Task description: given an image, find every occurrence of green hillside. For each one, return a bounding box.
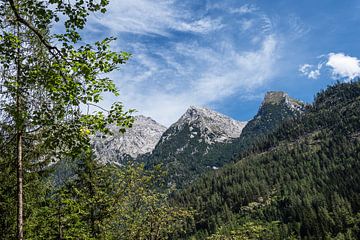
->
[172,81,360,239]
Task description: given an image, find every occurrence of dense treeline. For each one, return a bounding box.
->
[172,80,360,239]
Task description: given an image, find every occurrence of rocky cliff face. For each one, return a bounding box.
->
[92,115,166,164]
[262,91,305,112]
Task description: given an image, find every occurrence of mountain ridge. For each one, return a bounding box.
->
[144,92,303,187]
[91,91,304,187]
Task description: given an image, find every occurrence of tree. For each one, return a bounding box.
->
[206,220,285,240]
[0,0,133,238]
[105,164,193,240]
[23,153,193,239]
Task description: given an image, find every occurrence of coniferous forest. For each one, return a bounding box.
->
[171,81,360,239]
[1,1,360,240]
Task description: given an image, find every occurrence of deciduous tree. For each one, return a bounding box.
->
[0,1,133,238]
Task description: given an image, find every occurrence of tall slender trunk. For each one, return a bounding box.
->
[17,130,24,240]
[16,9,24,239]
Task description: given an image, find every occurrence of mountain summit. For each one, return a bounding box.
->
[263,91,288,104]
[166,106,247,144]
[92,115,166,164]
[262,91,305,112]
[240,91,305,143]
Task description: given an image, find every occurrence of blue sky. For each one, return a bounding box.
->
[83,0,360,126]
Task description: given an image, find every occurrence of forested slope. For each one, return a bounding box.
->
[172,81,360,239]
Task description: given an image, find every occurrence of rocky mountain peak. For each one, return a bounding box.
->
[167,106,247,144]
[263,91,288,104]
[180,106,221,122]
[262,91,305,112]
[147,106,249,186]
[240,91,306,143]
[92,115,166,164]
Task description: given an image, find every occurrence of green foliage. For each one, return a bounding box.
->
[0,0,134,163]
[0,155,17,239]
[106,164,193,240]
[20,151,193,239]
[206,220,290,240]
[0,1,195,239]
[0,0,133,238]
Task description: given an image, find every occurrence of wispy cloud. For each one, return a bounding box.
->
[112,35,278,126]
[260,15,275,35]
[177,17,224,33]
[229,4,258,15]
[193,36,278,101]
[90,0,173,36]
[207,3,257,15]
[89,0,222,36]
[87,1,285,126]
[288,15,311,40]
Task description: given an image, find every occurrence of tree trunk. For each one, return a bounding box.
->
[16,9,24,239]
[17,132,24,240]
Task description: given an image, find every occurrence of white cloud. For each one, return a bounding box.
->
[326,53,360,79]
[207,3,257,15]
[90,0,173,36]
[229,4,257,14]
[240,19,254,31]
[260,15,274,34]
[288,15,310,40]
[301,53,360,80]
[89,0,222,36]
[177,17,223,33]
[193,36,277,101]
[299,64,321,79]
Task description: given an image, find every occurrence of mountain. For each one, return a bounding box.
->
[145,106,247,186]
[175,91,306,182]
[225,91,306,163]
[91,91,304,187]
[239,91,305,145]
[172,81,360,239]
[158,106,247,145]
[92,115,166,164]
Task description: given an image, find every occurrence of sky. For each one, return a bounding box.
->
[81,0,360,126]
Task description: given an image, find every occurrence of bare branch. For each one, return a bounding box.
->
[8,0,62,59]
[87,103,109,113]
